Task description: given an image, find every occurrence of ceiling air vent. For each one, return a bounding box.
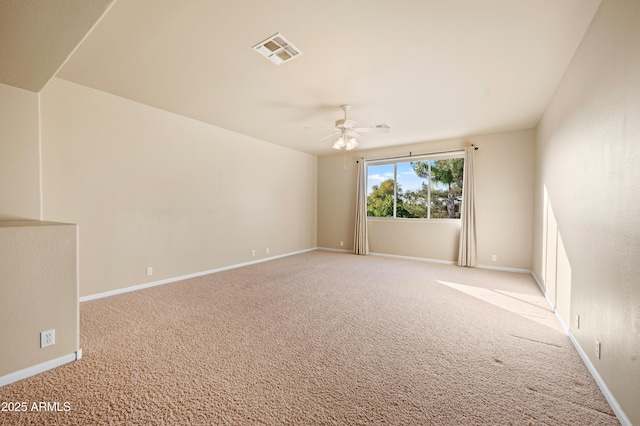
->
[253,33,302,65]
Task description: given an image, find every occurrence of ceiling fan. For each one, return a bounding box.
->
[307,105,391,150]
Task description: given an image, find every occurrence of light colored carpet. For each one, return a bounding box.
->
[0,251,618,425]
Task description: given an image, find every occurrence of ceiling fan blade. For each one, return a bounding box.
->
[317,131,340,142]
[353,124,391,133]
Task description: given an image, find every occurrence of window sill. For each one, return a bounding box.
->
[367,217,461,224]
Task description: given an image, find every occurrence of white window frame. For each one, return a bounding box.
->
[366,151,464,221]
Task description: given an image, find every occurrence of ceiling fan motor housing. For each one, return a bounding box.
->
[335,118,356,129]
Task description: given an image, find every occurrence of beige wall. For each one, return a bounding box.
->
[532,0,640,423]
[0,83,41,220]
[0,221,78,377]
[318,128,535,270]
[41,78,317,297]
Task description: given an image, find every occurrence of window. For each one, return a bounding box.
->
[366,154,464,219]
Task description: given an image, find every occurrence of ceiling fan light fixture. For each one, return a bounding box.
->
[332,136,346,150]
[345,137,359,150]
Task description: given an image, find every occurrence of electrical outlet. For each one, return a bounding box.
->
[266,247,270,254]
[41,329,55,348]
[146,267,153,276]
[491,255,497,261]
[576,313,580,329]
[595,340,601,359]
[340,241,344,247]
[251,250,256,257]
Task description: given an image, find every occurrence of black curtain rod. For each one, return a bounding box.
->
[357,145,478,163]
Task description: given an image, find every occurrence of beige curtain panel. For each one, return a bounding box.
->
[458,147,477,267]
[353,160,369,255]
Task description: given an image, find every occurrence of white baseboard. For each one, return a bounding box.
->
[565,325,631,425]
[370,252,457,265]
[0,350,82,388]
[530,272,631,426]
[80,248,316,302]
[322,250,530,273]
[477,264,531,274]
[316,247,351,254]
[529,272,557,312]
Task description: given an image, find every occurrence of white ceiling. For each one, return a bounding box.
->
[3,0,602,155]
